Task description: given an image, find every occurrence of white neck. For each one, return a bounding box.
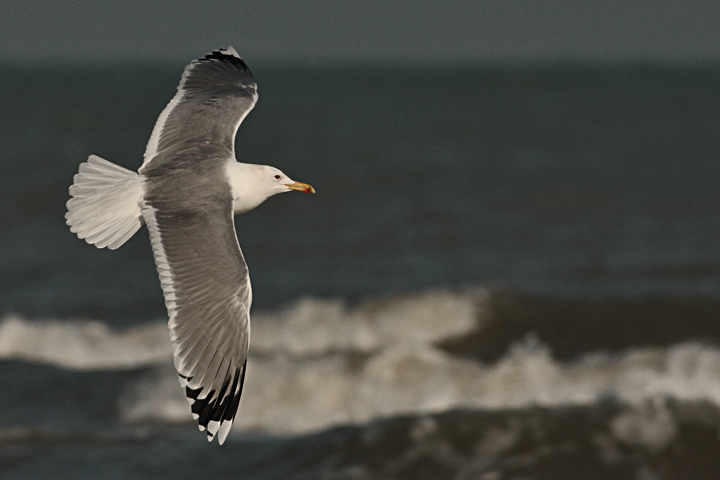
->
[225,161,274,215]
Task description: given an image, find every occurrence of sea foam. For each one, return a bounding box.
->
[120,336,720,435]
[0,315,170,369]
[5,288,720,437]
[0,288,478,369]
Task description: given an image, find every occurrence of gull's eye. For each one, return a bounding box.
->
[274,175,281,180]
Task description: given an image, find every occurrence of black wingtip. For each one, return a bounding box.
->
[177,47,256,95]
[187,360,248,443]
[200,47,253,77]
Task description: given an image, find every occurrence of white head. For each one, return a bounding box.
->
[227,162,315,215]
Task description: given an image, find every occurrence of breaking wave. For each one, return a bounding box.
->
[3,287,720,437]
[0,315,170,369]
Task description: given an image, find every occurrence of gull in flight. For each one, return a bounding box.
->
[65,47,315,444]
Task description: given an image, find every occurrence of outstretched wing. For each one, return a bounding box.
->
[139,47,257,444]
[140,47,257,174]
[143,179,251,444]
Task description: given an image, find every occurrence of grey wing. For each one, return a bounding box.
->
[140,47,258,174]
[143,195,251,444]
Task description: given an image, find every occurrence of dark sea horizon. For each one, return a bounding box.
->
[2,61,720,479]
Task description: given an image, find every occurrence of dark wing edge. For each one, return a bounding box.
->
[182,359,247,443]
[178,47,256,95]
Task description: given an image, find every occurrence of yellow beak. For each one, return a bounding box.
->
[286,182,315,194]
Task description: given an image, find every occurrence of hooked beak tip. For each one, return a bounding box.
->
[286,182,315,194]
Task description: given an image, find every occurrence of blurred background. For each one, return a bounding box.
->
[2,1,720,478]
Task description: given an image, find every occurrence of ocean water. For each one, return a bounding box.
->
[2,62,720,479]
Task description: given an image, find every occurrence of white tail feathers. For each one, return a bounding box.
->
[66,155,145,250]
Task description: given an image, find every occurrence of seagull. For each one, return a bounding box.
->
[65,47,315,444]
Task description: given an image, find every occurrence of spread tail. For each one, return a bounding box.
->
[66,155,144,249]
